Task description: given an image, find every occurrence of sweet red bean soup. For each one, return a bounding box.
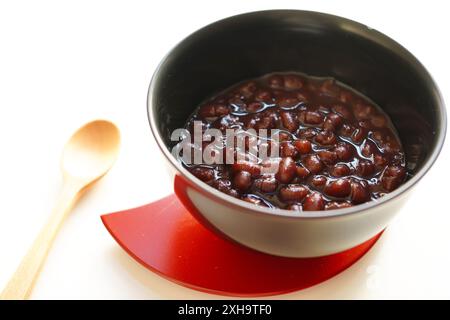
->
[180,73,407,211]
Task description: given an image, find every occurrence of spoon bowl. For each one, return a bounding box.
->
[62,120,121,184]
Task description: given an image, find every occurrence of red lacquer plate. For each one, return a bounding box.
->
[101,193,382,297]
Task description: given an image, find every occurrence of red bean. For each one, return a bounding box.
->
[278,97,300,108]
[323,113,343,131]
[358,120,373,129]
[280,110,299,132]
[213,104,232,117]
[190,167,214,182]
[310,175,327,189]
[384,141,401,153]
[198,103,230,119]
[361,140,377,157]
[283,74,304,89]
[294,139,312,154]
[325,178,351,198]
[339,90,354,103]
[339,123,354,137]
[233,171,252,192]
[352,127,366,144]
[255,116,276,130]
[303,192,325,211]
[382,165,406,191]
[211,114,239,131]
[298,128,317,139]
[303,154,323,174]
[304,111,324,125]
[320,79,340,97]
[242,114,257,129]
[296,165,310,179]
[276,157,297,183]
[280,141,298,158]
[278,131,291,142]
[315,130,337,145]
[374,154,388,169]
[354,103,374,120]
[254,176,278,193]
[231,161,261,177]
[334,142,354,161]
[350,181,370,204]
[279,184,310,202]
[265,108,279,119]
[255,89,273,102]
[228,96,244,106]
[371,130,385,143]
[226,188,239,198]
[247,102,262,113]
[268,75,284,88]
[357,160,375,177]
[318,150,337,165]
[296,91,310,103]
[330,164,351,177]
[261,157,281,174]
[212,179,232,193]
[237,81,257,98]
[332,104,353,119]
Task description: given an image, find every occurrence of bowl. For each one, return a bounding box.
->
[147,10,446,257]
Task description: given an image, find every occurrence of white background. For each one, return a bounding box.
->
[0,0,449,299]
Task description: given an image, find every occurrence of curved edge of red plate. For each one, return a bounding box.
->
[101,194,383,297]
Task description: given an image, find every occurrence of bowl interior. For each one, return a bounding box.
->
[149,10,445,184]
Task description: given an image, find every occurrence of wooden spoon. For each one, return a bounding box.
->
[0,120,120,300]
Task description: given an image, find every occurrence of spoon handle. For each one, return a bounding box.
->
[0,181,80,300]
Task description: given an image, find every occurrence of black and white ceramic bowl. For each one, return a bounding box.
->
[147,10,446,257]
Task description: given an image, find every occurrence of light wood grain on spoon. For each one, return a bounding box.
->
[0,120,120,300]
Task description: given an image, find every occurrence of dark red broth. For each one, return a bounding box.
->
[182,73,407,211]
